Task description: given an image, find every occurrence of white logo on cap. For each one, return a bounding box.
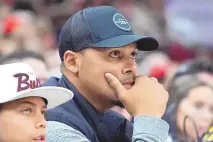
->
[113,13,131,31]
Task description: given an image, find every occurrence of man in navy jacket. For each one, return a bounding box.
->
[44,6,169,142]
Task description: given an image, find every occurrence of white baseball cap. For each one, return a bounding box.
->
[0,63,74,109]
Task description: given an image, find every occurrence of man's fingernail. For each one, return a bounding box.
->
[105,73,110,77]
[105,73,111,81]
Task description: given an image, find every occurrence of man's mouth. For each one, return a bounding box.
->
[34,135,45,142]
[122,81,134,89]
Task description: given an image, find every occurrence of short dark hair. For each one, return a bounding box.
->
[0,50,47,67]
[167,74,213,123]
[169,74,212,105]
[13,0,36,13]
[173,57,213,80]
[192,56,213,73]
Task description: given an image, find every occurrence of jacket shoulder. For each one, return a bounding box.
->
[46,100,96,141]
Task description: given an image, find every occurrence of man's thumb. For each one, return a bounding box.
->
[105,73,126,97]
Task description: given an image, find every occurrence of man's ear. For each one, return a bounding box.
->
[63,51,81,74]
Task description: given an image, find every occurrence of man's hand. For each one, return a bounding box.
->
[105,73,169,118]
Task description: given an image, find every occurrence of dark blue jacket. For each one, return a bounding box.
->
[42,75,133,142]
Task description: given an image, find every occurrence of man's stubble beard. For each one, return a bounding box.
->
[110,99,124,108]
[115,101,124,108]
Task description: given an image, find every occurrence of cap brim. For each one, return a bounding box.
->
[2,87,73,109]
[90,35,159,51]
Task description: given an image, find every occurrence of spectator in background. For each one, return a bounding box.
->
[192,57,213,87]
[172,57,213,79]
[166,17,198,62]
[165,75,213,142]
[137,51,171,84]
[0,63,73,142]
[1,6,58,59]
[131,1,167,47]
[164,56,213,90]
[0,50,49,83]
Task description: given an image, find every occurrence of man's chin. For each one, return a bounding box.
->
[123,84,133,90]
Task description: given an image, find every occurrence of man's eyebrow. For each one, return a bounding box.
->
[42,105,47,109]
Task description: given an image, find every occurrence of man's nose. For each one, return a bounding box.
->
[122,59,137,75]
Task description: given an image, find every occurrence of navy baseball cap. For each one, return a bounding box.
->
[59,6,159,61]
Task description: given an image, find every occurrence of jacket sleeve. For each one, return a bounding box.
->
[46,116,169,142]
[132,116,169,142]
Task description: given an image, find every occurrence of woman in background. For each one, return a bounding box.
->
[165,75,213,142]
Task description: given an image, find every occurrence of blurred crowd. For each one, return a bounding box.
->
[0,0,213,141]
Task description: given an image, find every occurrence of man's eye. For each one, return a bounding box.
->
[130,51,137,59]
[41,110,47,116]
[22,108,32,114]
[109,51,120,58]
